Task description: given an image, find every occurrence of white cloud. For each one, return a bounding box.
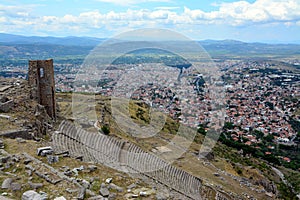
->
[1,0,300,36]
[0,17,6,23]
[149,10,169,19]
[0,4,40,18]
[211,0,300,24]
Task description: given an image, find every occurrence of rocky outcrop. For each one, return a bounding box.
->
[0,78,54,138]
[255,179,278,195]
[32,104,52,137]
[0,98,14,113]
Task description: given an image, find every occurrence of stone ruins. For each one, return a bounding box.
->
[28,59,56,119]
[52,120,203,200]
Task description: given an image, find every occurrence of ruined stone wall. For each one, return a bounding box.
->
[28,59,56,119]
[0,129,32,139]
[52,120,203,200]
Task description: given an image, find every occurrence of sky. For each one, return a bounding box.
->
[0,0,300,43]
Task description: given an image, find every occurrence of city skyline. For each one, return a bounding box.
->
[0,0,300,43]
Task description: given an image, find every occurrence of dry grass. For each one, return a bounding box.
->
[0,117,18,132]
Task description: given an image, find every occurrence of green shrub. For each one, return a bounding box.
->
[101,125,110,135]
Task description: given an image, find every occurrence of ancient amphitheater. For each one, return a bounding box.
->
[52,120,229,200]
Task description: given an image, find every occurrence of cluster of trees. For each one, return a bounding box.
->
[218,133,281,165]
[216,122,300,170]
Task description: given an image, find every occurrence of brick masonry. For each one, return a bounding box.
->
[28,59,56,119]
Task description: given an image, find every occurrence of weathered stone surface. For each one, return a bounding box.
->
[0,100,14,113]
[82,179,90,189]
[28,59,56,119]
[99,184,110,197]
[65,188,77,193]
[214,173,220,177]
[0,194,13,200]
[0,86,12,93]
[105,178,112,184]
[21,190,43,200]
[0,139,4,149]
[156,192,169,200]
[23,159,32,165]
[89,177,99,184]
[25,164,35,171]
[4,162,13,169]
[54,197,66,200]
[77,187,86,200]
[109,183,123,193]
[34,170,61,185]
[0,130,31,140]
[47,155,58,164]
[87,195,105,200]
[33,104,52,136]
[108,193,117,200]
[124,193,139,199]
[10,182,21,191]
[87,165,97,172]
[63,170,72,176]
[127,183,136,189]
[16,137,26,143]
[54,120,203,200]
[28,182,43,189]
[255,179,278,194]
[0,114,11,120]
[38,191,48,200]
[0,156,10,164]
[11,155,20,162]
[1,178,13,189]
[132,187,156,197]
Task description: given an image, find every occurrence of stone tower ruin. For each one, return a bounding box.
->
[28,59,56,119]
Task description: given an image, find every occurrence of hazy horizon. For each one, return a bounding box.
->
[1,0,300,44]
[1,32,300,45]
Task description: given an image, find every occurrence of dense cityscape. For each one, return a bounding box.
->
[2,57,300,169]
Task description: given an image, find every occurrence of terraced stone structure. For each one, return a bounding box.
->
[28,59,56,119]
[52,120,203,199]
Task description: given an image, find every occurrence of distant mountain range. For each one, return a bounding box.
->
[0,33,105,46]
[2,33,300,46]
[0,33,300,65]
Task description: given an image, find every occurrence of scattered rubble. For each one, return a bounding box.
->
[0,98,14,113]
[54,196,66,200]
[105,177,113,184]
[99,183,110,197]
[28,182,44,190]
[77,187,86,200]
[1,178,13,189]
[21,190,47,200]
[109,183,124,193]
[87,165,97,172]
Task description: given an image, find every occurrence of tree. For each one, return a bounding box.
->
[101,125,110,135]
[197,124,207,136]
[263,134,274,143]
[253,130,264,139]
[223,122,234,130]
